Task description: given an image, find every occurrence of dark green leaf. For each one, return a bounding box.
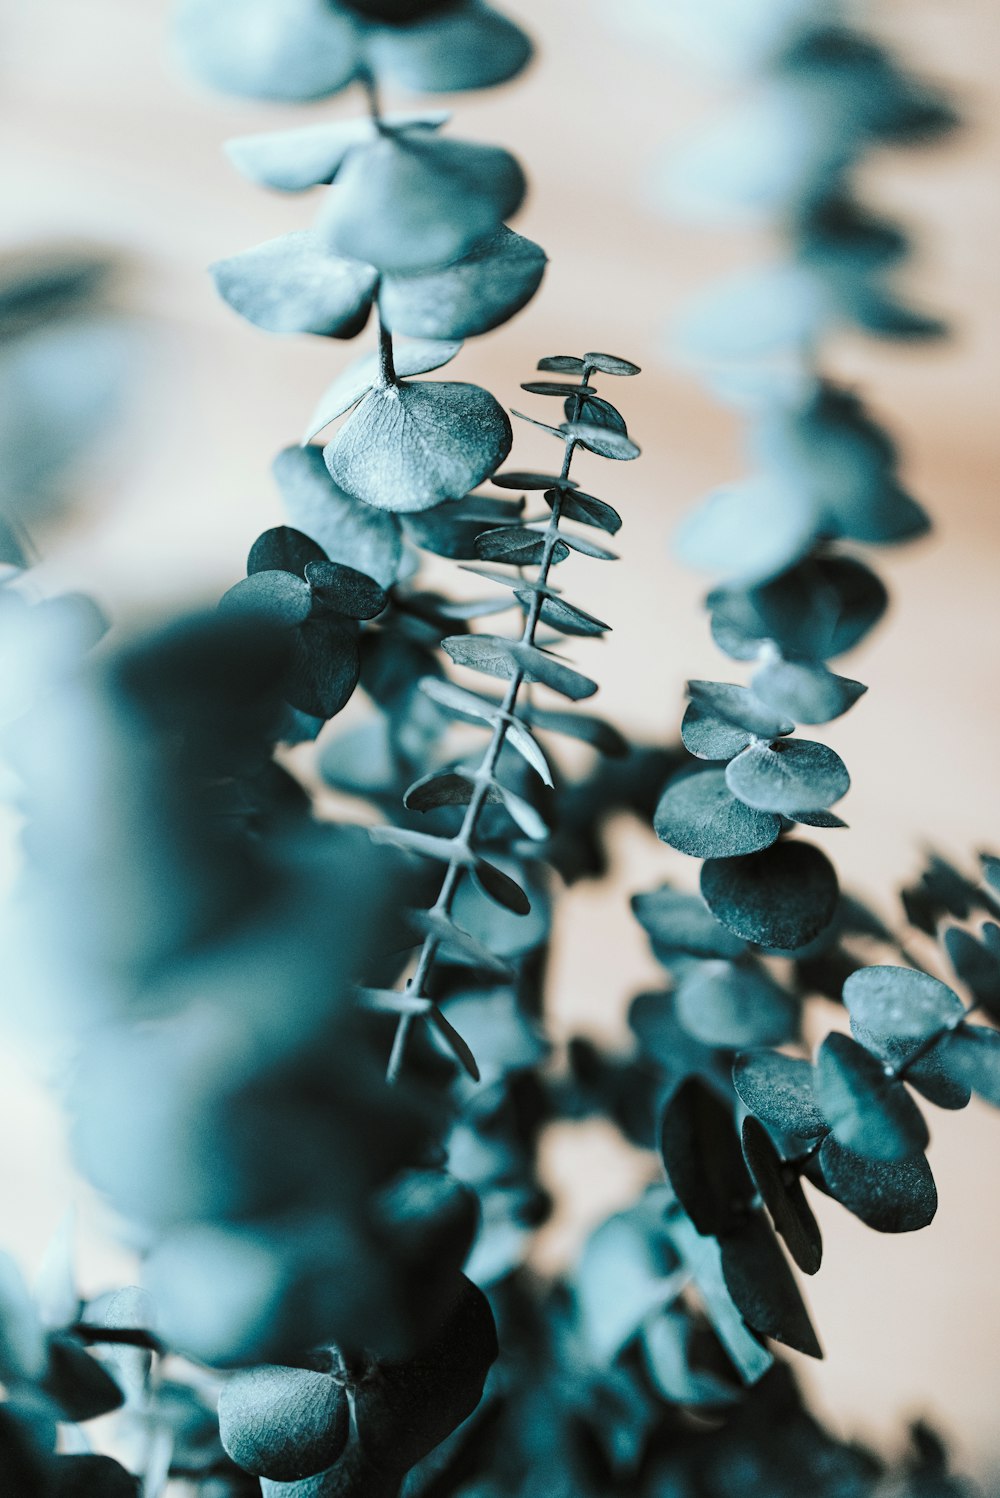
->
[584,351,641,376]
[655,768,781,859]
[473,857,531,915]
[659,1078,753,1237]
[218,1363,349,1481]
[325,381,512,513]
[526,593,610,638]
[676,961,798,1048]
[319,132,525,276]
[43,1337,123,1422]
[304,560,387,619]
[545,486,622,535]
[248,526,326,578]
[537,355,586,374]
[720,1215,822,1359]
[817,1136,937,1233]
[725,739,850,815]
[733,1051,827,1139]
[565,394,627,432]
[210,232,377,336]
[287,617,360,718]
[561,421,640,461]
[701,842,839,950]
[475,527,569,566]
[429,1008,480,1081]
[442,635,598,701]
[380,226,545,340]
[50,1454,139,1497]
[944,927,1000,1019]
[219,570,313,628]
[491,470,578,491]
[521,380,594,398]
[843,964,964,1040]
[742,1118,822,1274]
[814,1032,929,1161]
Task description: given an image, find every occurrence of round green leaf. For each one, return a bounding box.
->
[305,337,463,440]
[814,1032,929,1161]
[287,618,361,719]
[817,1136,937,1233]
[701,841,839,950]
[210,233,377,337]
[725,739,850,815]
[219,1363,349,1481]
[224,112,448,193]
[219,571,313,628]
[273,447,402,589]
[174,0,360,102]
[751,659,867,725]
[674,475,819,587]
[732,1051,827,1139]
[655,768,781,859]
[318,132,525,276]
[249,526,327,578]
[380,227,546,340]
[676,960,798,1048]
[741,1117,822,1275]
[365,1,532,92]
[686,680,794,741]
[324,381,512,514]
[304,561,386,620]
[719,1214,822,1359]
[843,965,964,1041]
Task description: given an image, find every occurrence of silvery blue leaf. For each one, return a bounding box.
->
[173,0,361,102]
[686,680,794,740]
[304,337,462,439]
[225,112,449,193]
[732,1051,827,1139]
[843,965,964,1041]
[273,446,402,588]
[701,841,839,949]
[324,381,511,513]
[750,659,867,724]
[317,132,525,275]
[676,959,798,1047]
[666,1214,774,1385]
[814,1032,929,1161]
[632,886,747,961]
[654,767,781,859]
[562,421,640,461]
[380,227,546,340]
[938,1027,1000,1107]
[817,1137,937,1233]
[365,1,532,92]
[725,739,849,815]
[219,570,313,628]
[576,1211,687,1361]
[674,475,819,587]
[442,635,598,701]
[218,1363,349,1481]
[305,561,387,620]
[210,232,377,337]
[288,617,361,718]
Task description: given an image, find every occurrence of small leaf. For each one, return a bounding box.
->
[674,475,819,587]
[473,858,531,915]
[381,226,546,340]
[843,965,965,1041]
[561,421,640,460]
[944,927,1000,1020]
[701,841,839,950]
[655,768,782,860]
[741,1118,822,1275]
[720,1215,822,1359]
[369,825,467,866]
[224,113,448,193]
[210,232,377,337]
[751,659,867,725]
[408,911,512,976]
[681,703,757,762]
[521,381,595,398]
[287,617,360,718]
[940,1026,1000,1106]
[365,1,532,92]
[676,961,798,1048]
[666,1215,773,1385]
[545,486,622,534]
[475,528,569,566]
[814,1032,929,1161]
[537,355,586,374]
[633,886,747,961]
[725,739,850,815]
[687,681,794,741]
[563,393,627,432]
[325,381,512,514]
[732,1052,827,1139]
[789,809,848,829]
[43,1337,124,1422]
[659,1078,754,1237]
[442,635,598,701]
[219,571,313,628]
[305,338,463,438]
[248,526,326,578]
[357,988,433,1017]
[417,676,553,785]
[817,1137,937,1233]
[218,1363,348,1481]
[490,470,578,491]
[174,0,360,103]
[553,529,619,561]
[318,131,525,276]
[429,1009,481,1082]
[273,446,402,589]
[304,560,387,620]
[577,1211,686,1362]
[584,352,641,376]
[526,706,627,756]
[524,593,610,638]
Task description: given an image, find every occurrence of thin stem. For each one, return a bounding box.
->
[385,378,588,1082]
[376,310,397,388]
[359,66,384,128]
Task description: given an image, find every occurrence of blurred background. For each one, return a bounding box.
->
[1,0,998,1481]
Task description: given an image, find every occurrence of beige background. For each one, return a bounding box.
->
[2,0,1000,1483]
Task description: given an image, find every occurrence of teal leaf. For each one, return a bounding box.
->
[658,1078,753,1237]
[751,659,867,725]
[365,1,533,92]
[491,470,579,491]
[675,475,819,587]
[429,1007,480,1081]
[732,1052,827,1139]
[380,227,546,340]
[940,1026,1000,1106]
[553,529,619,561]
[51,1455,140,1496]
[852,1022,970,1113]
[43,1337,124,1422]
[304,337,462,438]
[219,571,313,628]
[681,703,758,762]
[577,1212,685,1361]
[248,526,326,578]
[224,112,448,192]
[817,1137,937,1233]
[666,1214,773,1385]
[742,1117,822,1274]
[709,555,888,664]
[564,393,627,433]
[675,960,798,1048]
[442,635,598,701]
[654,768,781,859]
[318,131,525,275]
[473,857,531,915]
[814,1032,929,1161]
[288,617,361,718]
[562,421,640,461]
[719,1214,822,1359]
[790,809,848,829]
[526,706,627,756]
[701,841,839,949]
[174,0,361,102]
[304,561,386,620]
[944,926,1000,1020]
[584,351,641,376]
[408,910,512,976]
[210,232,377,337]
[633,886,747,961]
[843,965,964,1041]
[416,676,553,785]
[687,680,794,740]
[475,527,569,566]
[273,446,402,588]
[324,381,512,514]
[369,825,466,866]
[725,739,849,815]
[218,1364,348,1481]
[526,593,610,638]
[545,486,622,535]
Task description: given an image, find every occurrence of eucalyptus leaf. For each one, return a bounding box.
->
[248,526,327,578]
[940,1026,1000,1106]
[944,927,1000,1019]
[304,561,387,620]
[817,1136,938,1233]
[219,571,313,628]
[43,1337,124,1423]
[287,617,361,718]
[525,706,628,756]
[655,768,781,859]
[751,659,867,725]
[429,1009,480,1081]
[686,681,794,741]
[561,421,640,461]
[584,351,642,376]
[210,232,377,337]
[674,474,819,587]
[676,960,798,1048]
[491,470,578,491]
[552,529,619,561]
[658,1077,753,1237]
[442,635,598,701]
[224,112,448,192]
[408,911,512,976]
[814,1032,929,1161]
[304,337,463,438]
[725,739,849,815]
[720,1215,822,1359]
[545,486,622,535]
[365,1,533,92]
[417,676,554,785]
[475,528,569,567]
[741,1117,822,1275]
[633,886,747,961]
[577,1212,686,1361]
[843,965,964,1041]
[273,446,402,588]
[666,1214,774,1385]
[681,703,757,761]
[732,1051,827,1140]
[369,825,468,866]
[525,593,610,638]
[473,858,531,916]
[218,1363,348,1481]
[382,227,546,340]
[174,0,361,103]
[318,132,525,276]
[325,381,512,514]
[701,841,839,949]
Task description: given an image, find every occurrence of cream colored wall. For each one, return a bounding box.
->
[2,0,999,1481]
